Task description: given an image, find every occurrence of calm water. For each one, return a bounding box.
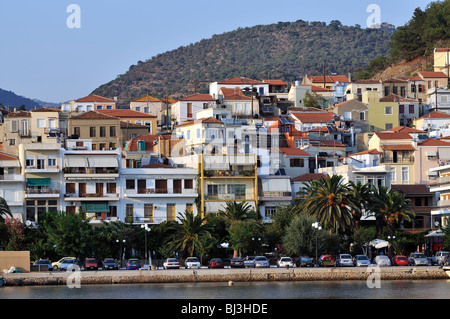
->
[1,280,450,299]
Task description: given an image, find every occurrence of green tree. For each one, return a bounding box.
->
[300,175,356,233]
[347,181,373,230]
[166,210,214,257]
[0,197,12,223]
[303,91,326,109]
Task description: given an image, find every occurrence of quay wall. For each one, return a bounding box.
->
[3,267,449,286]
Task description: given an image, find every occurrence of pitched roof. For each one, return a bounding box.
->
[418,138,450,147]
[174,117,223,128]
[373,132,413,140]
[120,121,151,129]
[75,94,115,103]
[126,134,158,152]
[179,93,216,102]
[97,109,156,118]
[0,152,19,161]
[309,139,346,148]
[305,75,350,83]
[381,144,415,151]
[218,77,263,85]
[6,111,31,118]
[380,94,418,103]
[391,184,430,194]
[348,149,382,156]
[419,71,448,78]
[387,126,426,134]
[276,147,310,156]
[291,112,335,123]
[435,48,450,52]
[416,111,450,120]
[31,107,61,112]
[291,173,326,182]
[70,111,119,120]
[262,79,287,86]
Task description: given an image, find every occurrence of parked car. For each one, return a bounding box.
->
[163,258,180,269]
[375,255,391,267]
[435,251,449,266]
[102,258,118,270]
[84,258,98,270]
[126,258,142,270]
[277,257,294,268]
[208,258,224,269]
[318,255,335,267]
[34,259,53,271]
[243,256,256,268]
[52,257,76,270]
[254,256,270,268]
[353,255,371,267]
[230,257,245,268]
[392,255,408,266]
[295,256,313,267]
[184,257,201,269]
[60,258,77,271]
[336,254,354,267]
[408,252,428,266]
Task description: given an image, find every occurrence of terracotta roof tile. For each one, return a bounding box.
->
[97,109,156,118]
[70,111,119,120]
[306,75,350,83]
[75,94,115,103]
[381,144,415,151]
[373,132,413,140]
[291,112,335,123]
[0,152,19,161]
[419,71,448,78]
[418,138,450,147]
[174,117,223,128]
[380,94,418,103]
[416,111,450,120]
[349,149,382,156]
[179,93,216,102]
[6,111,31,118]
[218,77,263,85]
[31,107,61,112]
[291,173,326,182]
[276,147,310,156]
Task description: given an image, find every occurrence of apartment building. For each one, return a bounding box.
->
[0,152,24,219]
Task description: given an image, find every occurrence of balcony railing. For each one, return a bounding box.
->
[126,188,197,195]
[64,168,118,174]
[26,188,60,194]
[259,191,292,198]
[381,156,414,164]
[205,194,248,200]
[204,169,255,177]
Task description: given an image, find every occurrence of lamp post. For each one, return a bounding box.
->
[312,222,322,267]
[141,223,151,267]
[387,235,396,259]
[116,239,126,269]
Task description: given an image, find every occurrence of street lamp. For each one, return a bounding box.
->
[312,222,322,267]
[387,235,396,258]
[141,224,151,267]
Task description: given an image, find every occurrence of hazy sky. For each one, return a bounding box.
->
[0,0,433,103]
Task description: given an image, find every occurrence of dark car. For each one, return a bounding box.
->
[102,258,118,270]
[230,257,245,268]
[296,256,313,267]
[126,258,142,270]
[208,258,224,269]
[34,259,53,271]
[84,258,98,270]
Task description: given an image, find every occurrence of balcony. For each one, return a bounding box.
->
[25,165,60,173]
[64,168,119,180]
[381,156,414,164]
[25,187,60,198]
[0,175,24,182]
[124,188,198,197]
[204,169,255,178]
[205,194,249,201]
[259,191,292,201]
[64,192,120,201]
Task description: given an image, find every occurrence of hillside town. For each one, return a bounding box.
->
[0,47,449,258]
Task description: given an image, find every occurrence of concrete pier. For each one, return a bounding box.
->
[3,266,449,286]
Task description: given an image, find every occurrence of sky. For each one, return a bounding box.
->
[0,0,434,103]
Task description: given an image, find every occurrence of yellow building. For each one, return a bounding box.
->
[368,131,415,184]
[97,109,157,135]
[367,98,399,132]
[198,154,258,218]
[433,48,450,76]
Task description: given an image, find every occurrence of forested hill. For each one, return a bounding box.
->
[92,20,395,108]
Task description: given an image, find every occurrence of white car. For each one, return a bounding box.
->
[408,252,428,266]
[375,255,391,267]
[163,258,180,269]
[254,256,270,268]
[277,257,294,268]
[184,257,201,269]
[435,251,449,266]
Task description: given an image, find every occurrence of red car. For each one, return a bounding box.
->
[84,258,98,270]
[392,255,408,266]
[208,258,224,269]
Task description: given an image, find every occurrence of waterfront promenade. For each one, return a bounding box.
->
[3,266,448,286]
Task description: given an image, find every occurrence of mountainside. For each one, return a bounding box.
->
[92,20,395,108]
[0,88,43,110]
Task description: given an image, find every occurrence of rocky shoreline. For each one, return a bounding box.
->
[3,266,449,286]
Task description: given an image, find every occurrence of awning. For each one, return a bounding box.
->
[261,178,291,192]
[81,202,109,212]
[86,157,118,168]
[27,178,51,187]
[64,157,87,167]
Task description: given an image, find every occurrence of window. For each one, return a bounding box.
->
[36,119,46,128]
[399,105,404,114]
[197,129,201,139]
[265,206,277,219]
[187,103,193,118]
[409,105,415,114]
[89,127,96,138]
[126,204,134,221]
[126,179,135,189]
[100,126,106,137]
[9,139,15,146]
[401,167,409,183]
[227,184,246,199]
[107,183,116,194]
[166,203,176,221]
[10,120,18,132]
[385,106,392,115]
[110,126,116,137]
[290,158,304,167]
[344,112,352,120]
[390,167,396,182]
[186,203,194,213]
[48,119,56,128]
[187,130,190,140]
[184,179,193,189]
[385,123,393,131]
[48,156,57,167]
[144,204,154,222]
[73,127,80,137]
[359,111,365,121]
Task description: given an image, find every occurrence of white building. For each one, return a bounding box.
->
[209,77,269,99]
[0,152,24,220]
[171,93,216,125]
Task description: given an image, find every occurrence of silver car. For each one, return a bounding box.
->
[336,254,354,267]
[435,251,449,266]
[254,256,270,268]
[353,255,371,267]
[408,252,428,266]
[375,255,391,267]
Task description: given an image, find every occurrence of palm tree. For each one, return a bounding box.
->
[167,210,213,258]
[218,201,256,224]
[347,181,373,230]
[372,187,415,239]
[0,197,12,223]
[300,175,356,233]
